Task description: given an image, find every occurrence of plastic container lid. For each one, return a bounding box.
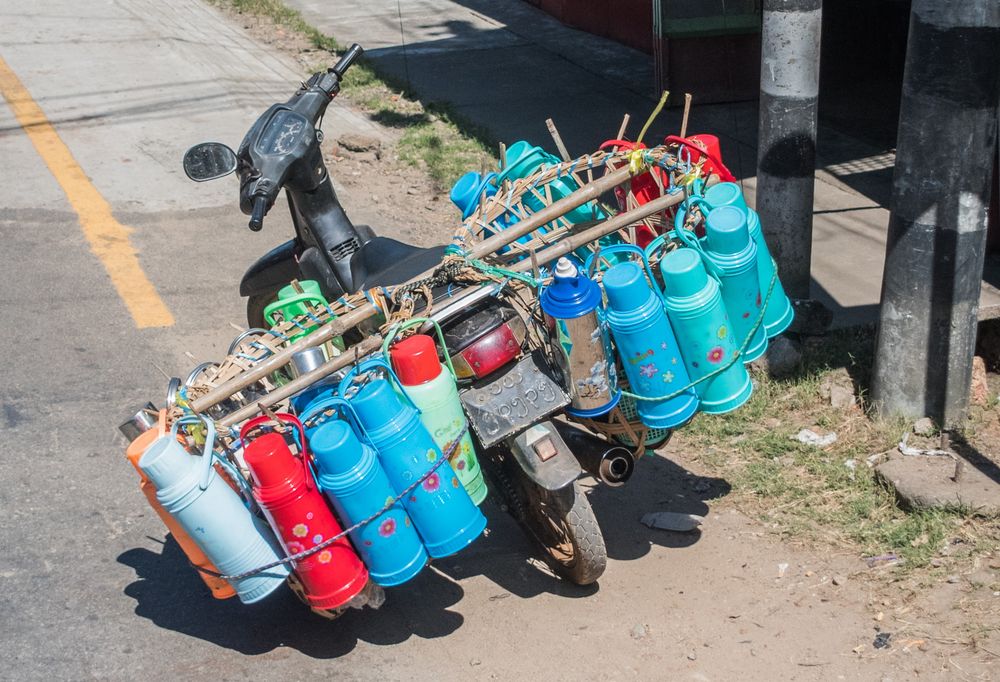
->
[311,420,365,478]
[705,206,750,256]
[450,172,497,220]
[390,334,442,386]
[243,432,301,489]
[540,257,601,318]
[661,248,709,298]
[704,182,747,213]
[602,261,650,312]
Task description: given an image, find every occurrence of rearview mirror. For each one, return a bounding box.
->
[183,142,237,181]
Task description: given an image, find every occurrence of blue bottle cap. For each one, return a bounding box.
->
[661,248,709,298]
[450,171,497,220]
[603,261,651,312]
[540,258,601,319]
[704,182,748,214]
[705,206,750,256]
[311,420,365,478]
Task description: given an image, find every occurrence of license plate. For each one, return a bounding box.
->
[459,351,570,448]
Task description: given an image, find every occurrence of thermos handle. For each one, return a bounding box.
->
[170,415,217,491]
[336,356,420,413]
[298,396,378,450]
[262,292,329,327]
[583,243,658,288]
[381,317,460,381]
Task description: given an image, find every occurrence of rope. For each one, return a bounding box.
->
[195,424,468,582]
[622,259,779,403]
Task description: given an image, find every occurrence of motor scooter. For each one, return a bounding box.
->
[177,44,622,584]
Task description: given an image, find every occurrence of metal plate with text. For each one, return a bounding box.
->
[460,351,570,448]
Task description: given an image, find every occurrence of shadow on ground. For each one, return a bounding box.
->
[118,449,725,657]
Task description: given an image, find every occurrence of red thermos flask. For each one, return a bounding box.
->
[242,415,368,610]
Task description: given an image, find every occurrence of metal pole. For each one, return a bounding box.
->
[871,0,1000,427]
[755,0,822,300]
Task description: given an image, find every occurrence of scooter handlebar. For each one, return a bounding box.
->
[248,195,267,231]
[331,44,363,80]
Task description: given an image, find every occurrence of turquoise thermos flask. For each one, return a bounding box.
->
[660,248,753,414]
[702,206,768,363]
[305,400,429,587]
[340,361,487,558]
[703,182,794,338]
[138,417,290,604]
[602,261,699,429]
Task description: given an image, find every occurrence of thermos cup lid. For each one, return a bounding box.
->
[243,432,303,489]
[138,437,196,492]
[705,206,750,256]
[540,257,601,318]
[602,261,650,311]
[390,334,442,386]
[661,248,709,298]
[352,379,409,435]
[277,279,322,301]
[450,171,497,220]
[311,419,366,478]
[704,182,747,213]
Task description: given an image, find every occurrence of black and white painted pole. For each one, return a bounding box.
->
[755,0,822,301]
[871,0,1000,427]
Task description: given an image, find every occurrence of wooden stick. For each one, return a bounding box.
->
[545,118,572,162]
[217,336,383,428]
[616,113,631,142]
[680,93,693,138]
[511,176,720,273]
[498,142,507,171]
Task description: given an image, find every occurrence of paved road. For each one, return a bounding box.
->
[0,3,915,680]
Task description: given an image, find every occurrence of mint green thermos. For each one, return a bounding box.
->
[660,248,753,414]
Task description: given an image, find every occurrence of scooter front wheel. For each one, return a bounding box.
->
[517,477,607,585]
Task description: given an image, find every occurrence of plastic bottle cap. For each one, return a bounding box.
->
[602,261,650,311]
[554,257,577,279]
[390,334,443,385]
[705,205,750,256]
[661,248,709,298]
[310,420,365,477]
[243,432,301,488]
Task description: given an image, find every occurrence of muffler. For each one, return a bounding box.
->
[554,421,635,487]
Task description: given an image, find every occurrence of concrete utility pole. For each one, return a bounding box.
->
[755,0,822,301]
[872,0,1000,427]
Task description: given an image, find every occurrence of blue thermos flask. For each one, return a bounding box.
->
[660,248,753,414]
[603,261,699,429]
[540,257,620,417]
[702,206,769,363]
[306,400,429,587]
[138,417,290,604]
[340,361,487,558]
[703,182,794,338]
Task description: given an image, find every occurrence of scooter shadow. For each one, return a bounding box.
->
[585,446,732,562]
[118,537,468,658]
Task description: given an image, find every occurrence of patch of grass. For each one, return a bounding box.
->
[675,328,997,570]
[210,0,496,191]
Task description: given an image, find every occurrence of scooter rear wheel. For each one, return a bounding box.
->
[516,477,607,586]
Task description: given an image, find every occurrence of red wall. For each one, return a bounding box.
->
[525,0,654,54]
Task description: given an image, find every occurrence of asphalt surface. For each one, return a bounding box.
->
[0,3,940,680]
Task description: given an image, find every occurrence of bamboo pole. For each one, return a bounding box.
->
[511,176,719,273]
[216,336,384,428]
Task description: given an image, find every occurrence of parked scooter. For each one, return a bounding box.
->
[179,44,619,584]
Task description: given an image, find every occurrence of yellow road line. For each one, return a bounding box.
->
[0,56,174,328]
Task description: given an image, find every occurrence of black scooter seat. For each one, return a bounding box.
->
[350,236,447,289]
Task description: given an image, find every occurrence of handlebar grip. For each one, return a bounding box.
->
[248,195,267,232]
[331,44,363,79]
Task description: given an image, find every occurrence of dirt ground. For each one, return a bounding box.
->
[194,6,1000,679]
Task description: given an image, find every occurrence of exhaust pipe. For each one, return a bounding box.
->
[554,421,635,487]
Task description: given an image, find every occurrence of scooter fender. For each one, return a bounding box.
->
[507,421,581,491]
[239,239,300,297]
